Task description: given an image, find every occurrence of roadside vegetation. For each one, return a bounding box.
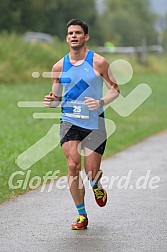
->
[0,34,166,203]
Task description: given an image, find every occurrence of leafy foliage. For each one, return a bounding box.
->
[0,0,158,45]
[100,0,157,46]
[0,0,100,43]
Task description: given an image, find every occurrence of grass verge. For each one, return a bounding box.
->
[0,70,166,203]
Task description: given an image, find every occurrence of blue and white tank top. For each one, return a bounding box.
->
[60,50,105,130]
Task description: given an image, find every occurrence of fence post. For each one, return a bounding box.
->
[139,38,147,65]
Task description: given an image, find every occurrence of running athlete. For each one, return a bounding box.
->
[44,18,119,230]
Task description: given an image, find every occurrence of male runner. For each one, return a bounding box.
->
[44,18,119,230]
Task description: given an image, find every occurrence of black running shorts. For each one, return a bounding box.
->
[60,121,107,155]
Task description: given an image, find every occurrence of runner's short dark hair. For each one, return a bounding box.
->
[66,18,88,35]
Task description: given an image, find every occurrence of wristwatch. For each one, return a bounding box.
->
[99,98,105,107]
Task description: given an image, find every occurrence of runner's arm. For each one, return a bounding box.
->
[85,55,119,110]
[44,60,63,108]
[100,57,119,106]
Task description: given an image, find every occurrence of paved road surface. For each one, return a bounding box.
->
[0,131,167,252]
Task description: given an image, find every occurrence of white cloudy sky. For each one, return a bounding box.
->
[96,0,167,15]
[150,0,167,15]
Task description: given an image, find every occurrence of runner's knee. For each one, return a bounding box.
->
[68,159,81,176]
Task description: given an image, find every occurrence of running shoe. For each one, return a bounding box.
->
[93,187,107,207]
[71,214,88,230]
[91,170,107,207]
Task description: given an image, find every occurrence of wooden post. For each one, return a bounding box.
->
[140,38,147,65]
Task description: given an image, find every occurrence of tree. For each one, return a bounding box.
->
[0,0,101,44]
[0,0,35,33]
[100,0,157,46]
[43,0,101,43]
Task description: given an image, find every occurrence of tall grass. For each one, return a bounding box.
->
[0,33,166,83]
[0,33,68,83]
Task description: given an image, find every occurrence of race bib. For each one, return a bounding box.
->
[63,100,89,119]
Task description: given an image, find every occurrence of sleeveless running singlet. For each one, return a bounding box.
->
[60,50,105,130]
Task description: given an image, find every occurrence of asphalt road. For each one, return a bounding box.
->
[0,131,167,252]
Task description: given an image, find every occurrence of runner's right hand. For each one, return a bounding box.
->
[44,92,58,108]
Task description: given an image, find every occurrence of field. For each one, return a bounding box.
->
[0,34,167,203]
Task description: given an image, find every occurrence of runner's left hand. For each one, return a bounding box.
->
[84,97,100,110]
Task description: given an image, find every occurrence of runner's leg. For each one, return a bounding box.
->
[62,140,85,205]
[84,148,107,207]
[84,148,102,182]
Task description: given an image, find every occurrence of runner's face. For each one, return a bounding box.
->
[66,25,89,48]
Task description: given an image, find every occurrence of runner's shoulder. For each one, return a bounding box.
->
[93,53,109,68]
[93,53,109,74]
[52,58,64,72]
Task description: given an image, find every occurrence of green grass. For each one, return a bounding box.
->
[0,33,167,203]
[104,72,167,157]
[0,71,166,203]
